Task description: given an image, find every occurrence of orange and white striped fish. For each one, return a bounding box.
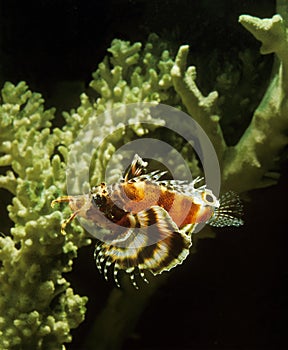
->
[52,154,243,288]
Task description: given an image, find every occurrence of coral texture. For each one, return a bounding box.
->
[0,82,90,349]
[82,13,288,349]
[0,9,287,350]
[0,34,193,349]
[172,13,288,192]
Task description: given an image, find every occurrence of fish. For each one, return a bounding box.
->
[52,154,243,288]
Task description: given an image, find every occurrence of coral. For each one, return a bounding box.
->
[222,13,288,192]
[0,82,90,349]
[81,13,288,350]
[172,13,288,193]
[0,34,196,349]
[1,8,288,350]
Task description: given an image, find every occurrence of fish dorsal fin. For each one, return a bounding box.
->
[156,177,205,195]
[128,170,168,184]
[124,155,168,183]
[208,191,244,227]
[124,154,148,181]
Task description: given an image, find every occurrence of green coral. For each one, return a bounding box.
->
[0,34,193,349]
[90,34,177,106]
[1,8,288,350]
[82,14,288,350]
[0,82,90,349]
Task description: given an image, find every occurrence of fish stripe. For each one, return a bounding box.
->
[94,206,192,280]
[53,154,243,289]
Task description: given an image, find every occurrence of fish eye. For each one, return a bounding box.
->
[202,190,217,205]
[92,194,107,207]
[205,194,214,203]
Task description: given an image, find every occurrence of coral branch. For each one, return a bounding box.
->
[1,10,288,348]
[171,45,227,161]
[239,15,285,55]
[222,14,288,192]
[83,275,167,350]
[239,14,288,88]
[0,82,90,349]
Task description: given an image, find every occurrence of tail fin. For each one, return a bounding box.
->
[208,191,244,227]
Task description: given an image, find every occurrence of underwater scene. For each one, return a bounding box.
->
[0,0,287,349]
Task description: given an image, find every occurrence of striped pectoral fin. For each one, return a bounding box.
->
[94,206,192,288]
[135,206,192,275]
[138,228,192,276]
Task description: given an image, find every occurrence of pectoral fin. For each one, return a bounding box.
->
[94,205,192,288]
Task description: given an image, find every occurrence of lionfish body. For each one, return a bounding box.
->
[52,154,243,288]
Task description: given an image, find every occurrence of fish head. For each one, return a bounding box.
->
[91,182,109,210]
[192,188,220,209]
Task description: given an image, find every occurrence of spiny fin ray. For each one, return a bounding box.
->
[94,205,191,288]
[208,191,244,227]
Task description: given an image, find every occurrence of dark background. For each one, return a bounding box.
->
[1,1,288,349]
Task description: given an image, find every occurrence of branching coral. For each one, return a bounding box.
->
[0,8,287,350]
[0,82,90,349]
[82,13,288,350]
[0,34,198,349]
[171,13,288,192]
[223,13,288,192]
